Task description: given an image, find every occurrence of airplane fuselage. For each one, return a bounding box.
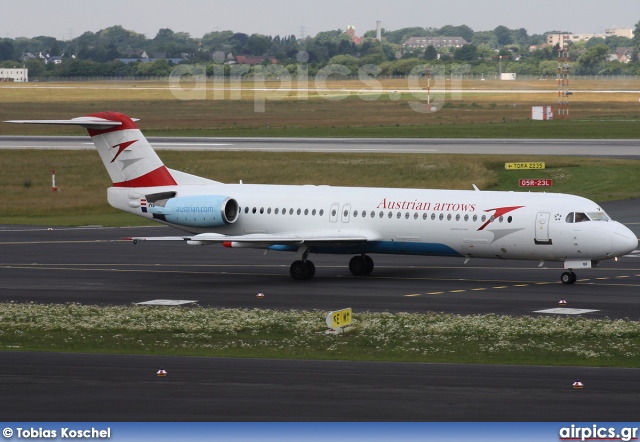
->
[108,184,633,263]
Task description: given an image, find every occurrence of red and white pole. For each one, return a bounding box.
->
[427,69,431,113]
[51,169,57,192]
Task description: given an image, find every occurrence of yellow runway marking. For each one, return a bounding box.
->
[493,286,508,289]
[426,292,444,295]
[471,288,487,291]
[450,290,466,293]
[404,294,422,297]
[514,284,529,287]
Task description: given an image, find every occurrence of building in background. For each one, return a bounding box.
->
[402,37,468,49]
[0,68,28,82]
[547,28,634,46]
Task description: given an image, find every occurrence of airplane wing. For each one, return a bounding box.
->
[125,231,371,247]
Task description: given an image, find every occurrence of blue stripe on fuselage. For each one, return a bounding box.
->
[267,241,462,257]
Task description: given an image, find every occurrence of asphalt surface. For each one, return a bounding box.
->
[2,352,639,422]
[1,135,640,157]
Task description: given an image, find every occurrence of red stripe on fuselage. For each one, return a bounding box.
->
[112,166,177,187]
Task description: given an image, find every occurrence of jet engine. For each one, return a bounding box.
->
[148,195,238,228]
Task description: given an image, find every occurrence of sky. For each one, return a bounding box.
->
[2,0,638,40]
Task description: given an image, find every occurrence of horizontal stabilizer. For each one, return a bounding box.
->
[4,116,139,130]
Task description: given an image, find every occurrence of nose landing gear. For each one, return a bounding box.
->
[561,271,577,284]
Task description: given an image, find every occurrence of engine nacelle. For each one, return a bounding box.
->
[149,195,238,228]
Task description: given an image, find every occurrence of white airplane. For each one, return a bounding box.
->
[6,112,638,283]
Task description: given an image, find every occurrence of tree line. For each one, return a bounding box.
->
[1,22,639,78]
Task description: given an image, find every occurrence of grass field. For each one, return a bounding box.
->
[1,78,639,138]
[3,303,640,367]
[0,151,638,226]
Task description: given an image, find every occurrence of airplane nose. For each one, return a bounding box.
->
[611,227,638,256]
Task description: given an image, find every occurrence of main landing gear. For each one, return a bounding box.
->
[290,260,315,280]
[289,251,375,281]
[560,271,577,285]
[348,254,374,276]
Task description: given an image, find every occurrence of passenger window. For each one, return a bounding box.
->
[275,208,279,214]
[244,207,249,214]
[447,214,452,221]
[499,216,503,223]
[267,208,271,214]
[371,211,375,218]
[439,214,444,221]
[312,209,316,216]
[455,214,460,221]
[464,214,469,221]
[290,208,294,215]
[388,212,392,219]
[431,213,436,220]
[304,209,309,215]
[397,212,401,219]
[297,209,301,215]
[320,209,324,216]
[353,210,358,217]
[379,211,384,218]
[404,212,409,219]
[473,215,477,222]
[260,207,264,214]
[332,209,337,217]
[481,215,486,222]
[362,211,366,218]
[507,216,512,223]
[252,207,257,214]
[414,213,418,220]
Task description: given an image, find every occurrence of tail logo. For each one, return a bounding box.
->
[110,140,138,163]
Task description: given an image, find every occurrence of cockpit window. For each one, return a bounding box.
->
[565,213,574,223]
[574,212,589,223]
[587,212,609,221]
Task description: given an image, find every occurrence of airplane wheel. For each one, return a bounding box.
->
[290,260,309,281]
[349,255,373,276]
[561,271,576,285]
[349,256,366,276]
[364,255,374,275]
[305,261,315,280]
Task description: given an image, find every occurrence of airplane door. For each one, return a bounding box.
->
[329,203,339,223]
[535,212,551,244]
[341,204,352,223]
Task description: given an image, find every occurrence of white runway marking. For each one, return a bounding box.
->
[534,308,599,315]
[135,299,198,306]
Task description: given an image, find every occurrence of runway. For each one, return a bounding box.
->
[1,135,640,157]
[2,351,639,421]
